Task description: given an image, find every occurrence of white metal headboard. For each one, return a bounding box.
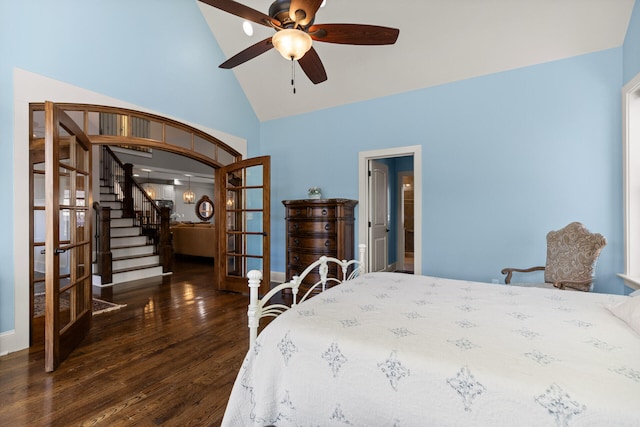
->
[247,244,366,348]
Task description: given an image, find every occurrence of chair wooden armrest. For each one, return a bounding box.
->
[501,266,545,284]
[501,223,605,291]
[552,279,592,292]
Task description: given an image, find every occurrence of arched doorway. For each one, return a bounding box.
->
[28,103,270,369]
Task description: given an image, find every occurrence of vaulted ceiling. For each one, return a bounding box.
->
[198,0,635,122]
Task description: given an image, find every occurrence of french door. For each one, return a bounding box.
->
[43,102,93,372]
[216,156,270,295]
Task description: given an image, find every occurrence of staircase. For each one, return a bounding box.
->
[92,186,164,287]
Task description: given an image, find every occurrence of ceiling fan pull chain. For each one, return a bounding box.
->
[291,57,296,94]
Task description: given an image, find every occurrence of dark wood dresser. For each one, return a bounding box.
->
[283,198,358,287]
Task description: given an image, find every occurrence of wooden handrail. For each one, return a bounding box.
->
[101,146,162,221]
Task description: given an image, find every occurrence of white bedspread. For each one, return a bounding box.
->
[222,272,640,426]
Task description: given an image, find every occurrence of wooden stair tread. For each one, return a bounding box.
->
[112,254,158,261]
[111,243,154,249]
[96,185,166,283]
[112,264,161,274]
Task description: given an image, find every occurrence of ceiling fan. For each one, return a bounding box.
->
[199,0,400,84]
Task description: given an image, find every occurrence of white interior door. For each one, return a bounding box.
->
[369,159,389,272]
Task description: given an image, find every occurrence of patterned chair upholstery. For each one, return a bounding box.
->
[501,222,606,291]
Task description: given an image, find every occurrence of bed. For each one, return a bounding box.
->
[222,250,640,426]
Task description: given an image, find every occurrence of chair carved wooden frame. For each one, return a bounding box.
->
[501,222,606,292]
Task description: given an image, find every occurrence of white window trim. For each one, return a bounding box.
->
[619,72,640,290]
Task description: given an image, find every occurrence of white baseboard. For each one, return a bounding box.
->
[271,271,286,284]
[0,329,25,356]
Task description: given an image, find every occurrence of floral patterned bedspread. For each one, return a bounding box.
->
[222,272,640,426]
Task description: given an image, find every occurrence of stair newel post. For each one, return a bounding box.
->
[97,206,113,284]
[101,146,109,185]
[123,163,135,218]
[159,206,173,273]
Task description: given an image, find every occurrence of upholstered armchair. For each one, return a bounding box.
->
[501,222,606,292]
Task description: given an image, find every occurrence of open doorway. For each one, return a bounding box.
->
[398,172,414,273]
[4,70,252,356]
[358,146,422,275]
[26,103,263,367]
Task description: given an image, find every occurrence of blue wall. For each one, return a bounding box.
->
[262,48,625,294]
[0,1,259,333]
[624,0,640,84]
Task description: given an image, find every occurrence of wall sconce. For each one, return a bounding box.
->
[183,175,195,204]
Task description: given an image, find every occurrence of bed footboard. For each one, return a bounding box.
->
[247,244,366,348]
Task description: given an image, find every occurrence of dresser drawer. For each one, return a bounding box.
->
[286,206,337,219]
[287,251,333,267]
[287,220,335,234]
[288,236,337,251]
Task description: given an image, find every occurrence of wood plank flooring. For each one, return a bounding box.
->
[0,257,269,426]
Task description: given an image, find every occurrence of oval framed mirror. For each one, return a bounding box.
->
[195,195,214,222]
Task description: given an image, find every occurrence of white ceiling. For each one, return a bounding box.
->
[198,0,635,122]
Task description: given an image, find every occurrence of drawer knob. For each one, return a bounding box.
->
[325,240,330,247]
[294,238,300,245]
[322,209,328,215]
[293,223,299,230]
[325,223,330,231]
[293,255,299,262]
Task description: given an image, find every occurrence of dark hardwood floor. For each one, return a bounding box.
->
[0,257,267,426]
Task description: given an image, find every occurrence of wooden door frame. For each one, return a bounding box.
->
[6,76,250,356]
[358,146,422,275]
[23,101,250,355]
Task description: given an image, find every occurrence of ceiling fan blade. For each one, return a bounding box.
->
[219,37,274,69]
[289,0,323,27]
[298,47,327,84]
[198,0,280,28]
[309,23,399,45]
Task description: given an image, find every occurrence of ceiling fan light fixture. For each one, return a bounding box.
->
[272,28,312,60]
